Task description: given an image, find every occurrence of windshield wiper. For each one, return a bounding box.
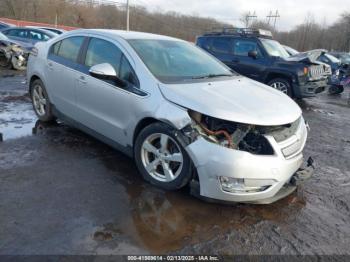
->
[191,74,233,79]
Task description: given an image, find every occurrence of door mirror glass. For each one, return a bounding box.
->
[248,50,258,59]
[89,63,126,87]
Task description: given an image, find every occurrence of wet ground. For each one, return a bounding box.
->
[0,69,349,255]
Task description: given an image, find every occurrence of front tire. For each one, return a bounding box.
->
[268,78,293,97]
[30,79,55,122]
[134,122,192,190]
[328,85,344,95]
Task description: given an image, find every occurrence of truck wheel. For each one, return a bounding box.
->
[134,122,192,190]
[328,85,344,95]
[268,78,292,97]
[30,79,55,122]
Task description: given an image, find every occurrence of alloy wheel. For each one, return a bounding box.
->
[270,81,288,94]
[141,133,184,182]
[32,84,47,116]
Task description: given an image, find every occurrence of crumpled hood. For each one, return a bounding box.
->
[0,39,33,52]
[159,76,302,126]
[285,49,327,63]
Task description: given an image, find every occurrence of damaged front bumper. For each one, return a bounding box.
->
[185,119,313,204]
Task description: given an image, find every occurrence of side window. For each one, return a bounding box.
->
[42,34,51,41]
[50,41,62,55]
[57,36,84,62]
[211,38,231,54]
[233,40,262,57]
[29,30,43,41]
[120,55,138,87]
[197,37,211,50]
[7,29,26,37]
[85,38,122,73]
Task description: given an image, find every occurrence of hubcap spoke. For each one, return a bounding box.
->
[165,153,183,163]
[143,140,158,154]
[145,158,161,173]
[160,134,168,152]
[162,162,174,181]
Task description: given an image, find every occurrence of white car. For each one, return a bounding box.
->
[27,29,314,204]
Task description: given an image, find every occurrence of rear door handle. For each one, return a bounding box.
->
[78,75,87,85]
[231,58,240,63]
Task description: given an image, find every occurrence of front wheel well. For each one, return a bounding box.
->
[265,73,292,84]
[132,117,160,146]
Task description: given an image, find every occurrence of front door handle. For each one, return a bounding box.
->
[232,58,240,63]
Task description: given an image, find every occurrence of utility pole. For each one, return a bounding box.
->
[266,10,280,29]
[126,0,130,31]
[55,12,58,28]
[246,11,257,27]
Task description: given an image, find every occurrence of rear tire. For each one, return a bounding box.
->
[268,78,293,97]
[134,122,192,190]
[30,79,55,122]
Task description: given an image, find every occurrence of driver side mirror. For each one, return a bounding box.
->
[248,50,258,59]
[89,63,126,87]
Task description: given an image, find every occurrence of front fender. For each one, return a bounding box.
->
[153,101,192,130]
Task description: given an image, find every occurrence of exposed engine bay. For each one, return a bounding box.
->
[187,110,300,155]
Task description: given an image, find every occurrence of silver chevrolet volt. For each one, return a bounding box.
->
[27,29,314,204]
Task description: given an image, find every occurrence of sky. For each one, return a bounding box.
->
[133,0,349,31]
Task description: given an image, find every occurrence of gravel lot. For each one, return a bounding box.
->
[0,69,349,255]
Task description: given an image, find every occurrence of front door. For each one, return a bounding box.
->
[74,37,137,146]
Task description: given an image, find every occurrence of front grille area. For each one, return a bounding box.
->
[309,65,326,79]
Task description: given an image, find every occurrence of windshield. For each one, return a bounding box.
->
[261,38,290,59]
[0,32,8,41]
[284,45,299,56]
[128,39,234,83]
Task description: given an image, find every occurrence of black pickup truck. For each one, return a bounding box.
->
[196,28,331,98]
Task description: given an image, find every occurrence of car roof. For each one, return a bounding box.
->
[2,27,58,36]
[67,29,181,41]
[26,26,66,31]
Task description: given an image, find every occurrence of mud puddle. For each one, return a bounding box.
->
[91,152,307,254]
[0,93,37,141]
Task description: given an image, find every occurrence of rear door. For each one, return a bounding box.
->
[74,36,139,146]
[231,38,268,81]
[46,36,85,117]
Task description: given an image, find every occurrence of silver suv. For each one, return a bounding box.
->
[27,29,314,204]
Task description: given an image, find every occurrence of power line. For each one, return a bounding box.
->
[246,11,257,27]
[266,10,280,29]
